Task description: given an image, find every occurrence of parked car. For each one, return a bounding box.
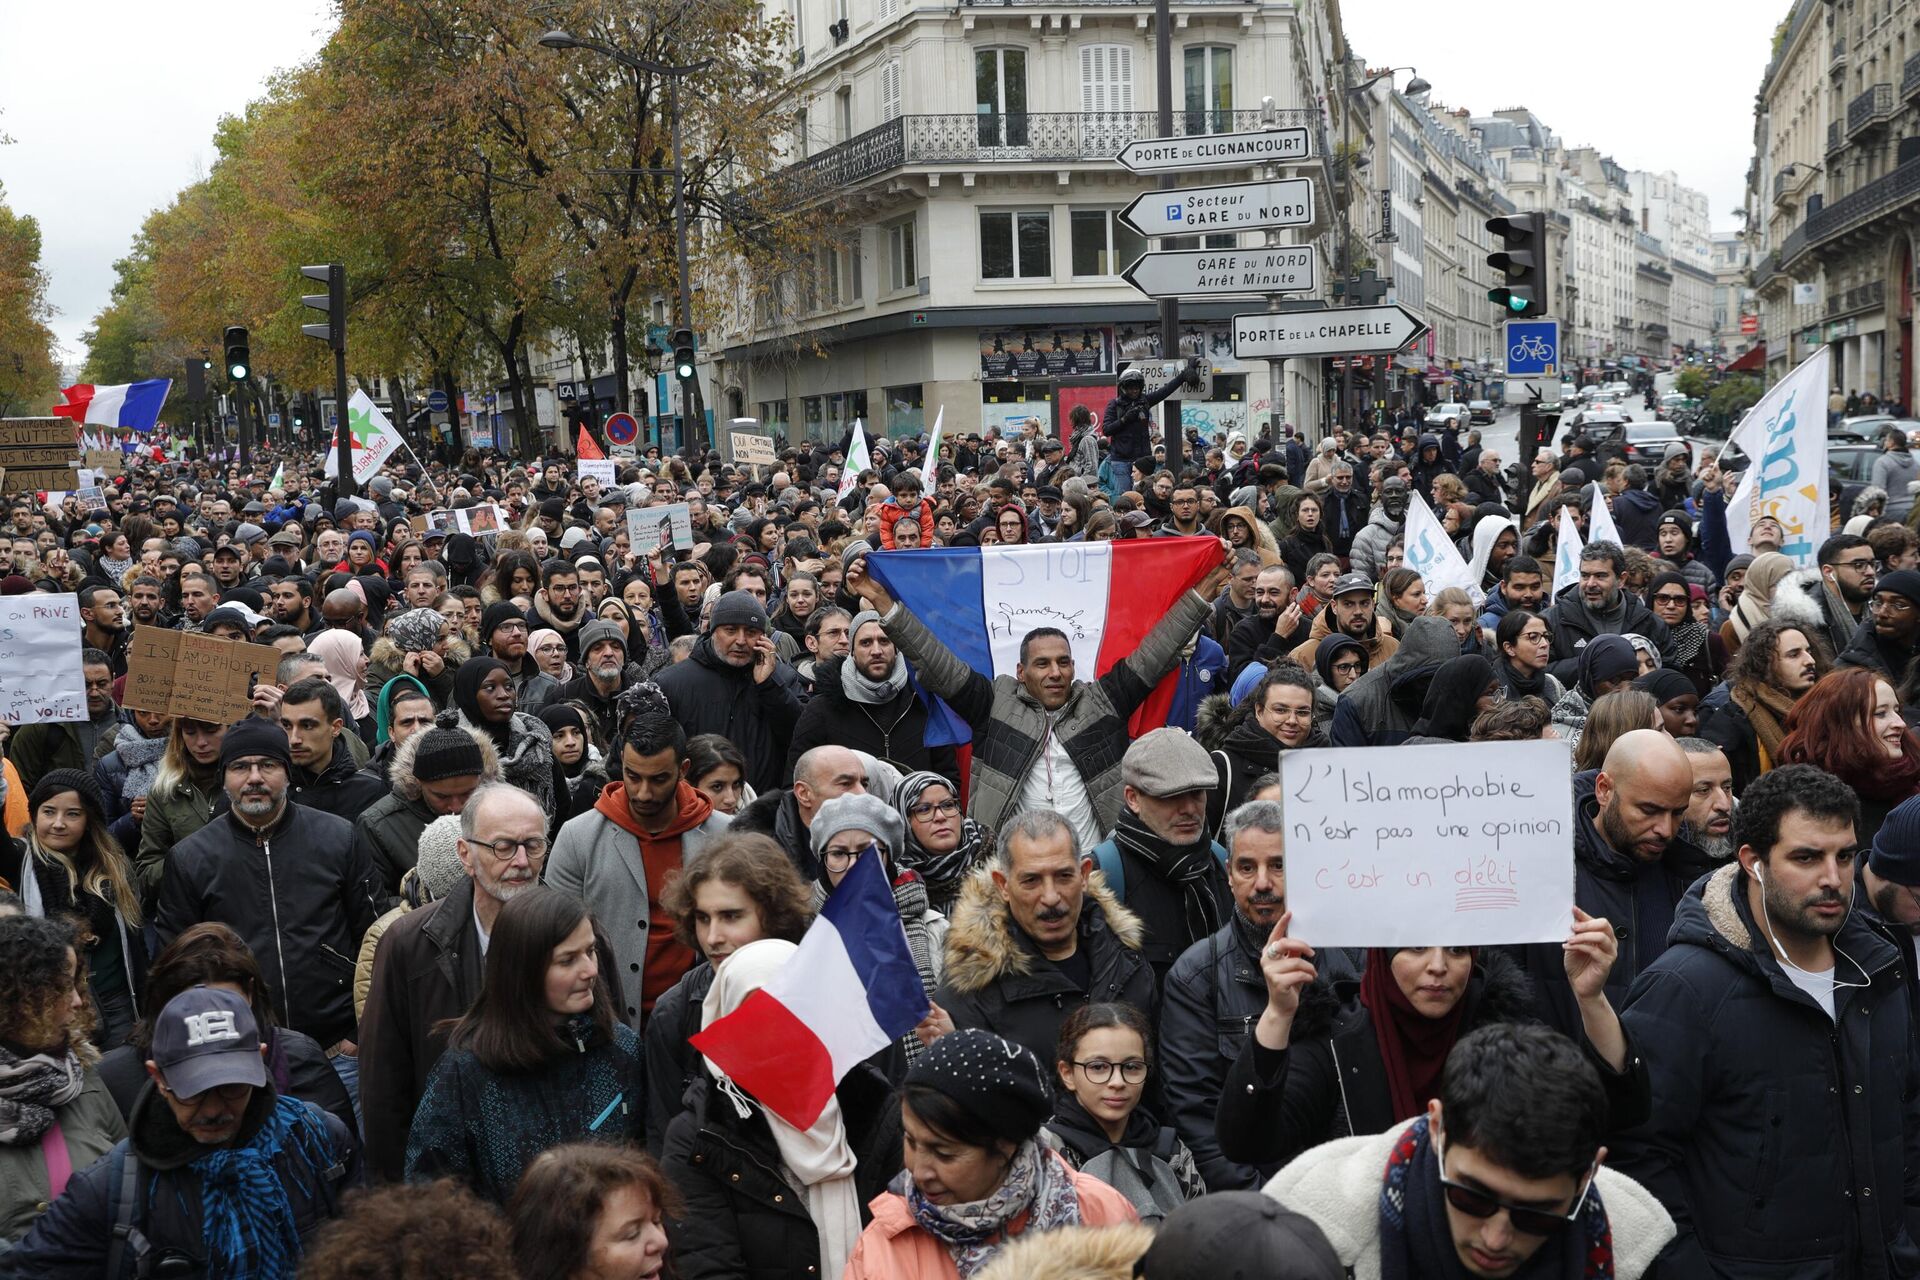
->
[1426,402,1468,427]
[1838,414,1920,442]
[1621,421,1690,464]
[1468,400,1495,425]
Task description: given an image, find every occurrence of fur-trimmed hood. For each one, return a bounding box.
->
[941,865,1146,994]
[972,1222,1156,1280]
[369,633,472,671]
[1286,948,1535,1042]
[1767,568,1832,635]
[387,718,503,802]
[1195,690,1237,750]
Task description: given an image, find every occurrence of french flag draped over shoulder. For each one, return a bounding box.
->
[864,537,1219,744]
[52,379,172,432]
[690,847,928,1129]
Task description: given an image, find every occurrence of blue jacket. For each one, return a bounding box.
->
[1614,863,1920,1278]
[1165,636,1227,733]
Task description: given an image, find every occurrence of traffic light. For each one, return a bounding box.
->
[671,327,696,381]
[300,263,346,352]
[1486,211,1548,318]
[224,326,251,382]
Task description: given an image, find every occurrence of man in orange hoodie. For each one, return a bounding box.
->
[545,713,734,1029]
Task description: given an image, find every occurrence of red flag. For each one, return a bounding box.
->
[576,426,605,460]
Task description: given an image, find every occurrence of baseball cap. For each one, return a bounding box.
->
[1329,572,1373,598]
[150,987,268,1098]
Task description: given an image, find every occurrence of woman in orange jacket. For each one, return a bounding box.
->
[845,1029,1137,1279]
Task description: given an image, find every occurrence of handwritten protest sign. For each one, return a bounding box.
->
[122,626,282,724]
[1279,740,1575,948]
[0,594,86,723]
[627,503,693,552]
[728,426,776,467]
[577,458,617,487]
[0,419,79,493]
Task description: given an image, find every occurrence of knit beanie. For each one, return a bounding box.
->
[219,717,292,771]
[709,589,769,633]
[411,728,486,783]
[1877,568,1920,610]
[578,618,627,656]
[411,815,469,902]
[1871,795,1920,886]
[27,768,106,822]
[808,792,907,863]
[480,601,524,643]
[904,1029,1052,1145]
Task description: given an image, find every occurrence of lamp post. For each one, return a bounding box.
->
[539,28,714,450]
[1338,63,1427,433]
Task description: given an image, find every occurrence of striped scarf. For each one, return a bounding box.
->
[197,1093,339,1280]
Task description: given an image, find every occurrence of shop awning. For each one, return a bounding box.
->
[1725,342,1767,374]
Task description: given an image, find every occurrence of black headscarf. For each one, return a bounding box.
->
[452,655,513,748]
[1410,654,1495,742]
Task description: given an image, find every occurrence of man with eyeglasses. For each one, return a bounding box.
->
[1811,533,1881,657]
[547,713,731,1031]
[5,986,357,1278]
[360,783,545,1183]
[479,600,558,711]
[155,718,377,1059]
[1835,567,1920,680]
[1265,1022,1674,1278]
[1617,765,1920,1277]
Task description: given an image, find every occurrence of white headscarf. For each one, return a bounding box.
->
[1467,513,1519,607]
[700,939,863,1280]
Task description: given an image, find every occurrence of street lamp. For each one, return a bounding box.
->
[538,29,714,449]
[1336,64,1426,433]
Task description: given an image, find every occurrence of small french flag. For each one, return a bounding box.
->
[52,379,172,432]
[690,846,928,1129]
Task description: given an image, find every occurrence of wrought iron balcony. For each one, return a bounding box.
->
[1847,83,1894,138]
[1904,51,1920,100]
[1806,156,1920,248]
[782,109,1310,194]
[1826,280,1886,316]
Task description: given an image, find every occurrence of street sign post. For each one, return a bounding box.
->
[1233,305,1429,361]
[1505,320,1560,376]
[1115,128,1314,174]
[427,390,450,413]
[1118,178,1316,238]
[604,412,639,445]
[1121,246,1317,300]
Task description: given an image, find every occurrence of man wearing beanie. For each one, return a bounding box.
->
[552,617,640,746]
[360,783,548,1182]
[653,587,804,793]
[155,718,379,1052]
[1837,566,1920,678]
[1860,793,1920,1021]
[481,599,559,711]
[784,610,958,780]
[353,725,499,901]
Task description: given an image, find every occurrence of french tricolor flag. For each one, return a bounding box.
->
[690,846,928,1128]
[864,537,1219,744]
[52,379,172,432]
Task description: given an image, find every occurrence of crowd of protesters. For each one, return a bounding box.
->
[2,384,1920,1280]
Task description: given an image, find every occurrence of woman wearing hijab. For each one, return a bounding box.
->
[1216,910,1645,1171]
[1310,635,1368,721]
[368,605,462,708]
[1723,550,1795,652]
[1551,634,1639,754]
[539,702,609,810]
[1634,668,1702,738]
[441,656,560,820]
[893,771,992,917]
[1646,570,1722,695]
[1198,665,1327,838]
[310,629,374,743]
[1404,655,1500,745]
[662,937,903,1280]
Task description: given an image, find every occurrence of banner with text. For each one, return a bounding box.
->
[0,594,86,723]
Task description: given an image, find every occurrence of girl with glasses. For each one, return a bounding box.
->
[1044,1003,1201,1225]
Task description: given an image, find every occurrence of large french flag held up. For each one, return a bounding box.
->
[52,379,172,432]
[690,845,928,1128]
[864,537,1220,744]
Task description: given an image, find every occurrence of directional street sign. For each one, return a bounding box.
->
[1116,128,1315,174]
[1233,304,1429,360]
[1118,178,1315,238]
[1122,246,1318,300]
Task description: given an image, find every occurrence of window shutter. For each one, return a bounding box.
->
[882,61,902,120]
[1080,45,1133,114]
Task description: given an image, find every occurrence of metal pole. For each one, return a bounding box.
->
[1261,98,1287,442]
[333,345,353,499]
[670,76,707,453]
[236,383,252,468]
[1340,67,1353,440]
[1154,0,1182,478]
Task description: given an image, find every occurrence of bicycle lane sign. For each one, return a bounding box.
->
[1506,321,1559,376]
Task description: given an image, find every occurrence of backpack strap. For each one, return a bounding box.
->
[1090,840,1125,901]
[105,1147,150,1280]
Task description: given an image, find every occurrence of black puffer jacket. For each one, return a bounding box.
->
[661,1062,901,1280]
[1195,694,1328,840]
[783,655,958,780]
[653,634,805,792]
[1542,582,1672,685]
[153,804,379,1047]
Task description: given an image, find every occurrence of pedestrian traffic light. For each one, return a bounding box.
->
[224,326,251,382]
[671,328,696,381]
[300,263,346,352]
[1486,211,1548,318]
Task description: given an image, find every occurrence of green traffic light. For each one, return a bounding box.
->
[676,361,695,379]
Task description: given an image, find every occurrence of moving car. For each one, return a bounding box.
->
[1467,400,1495,425]
[1425,402,1468,427]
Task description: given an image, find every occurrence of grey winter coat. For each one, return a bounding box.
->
[1874,447,1919,521]
[1347,505,1403,582]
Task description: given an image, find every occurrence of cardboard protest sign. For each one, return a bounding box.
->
[85,449,123,476]
[627,502,692,552]
[1279,740,1575,948]
[0,593,87,723]
[0,419,80,493]
[729,427,776,466]
[455,504,505,536]
[122,626,282,724]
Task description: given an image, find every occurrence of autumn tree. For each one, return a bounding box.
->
[0,182,61,418]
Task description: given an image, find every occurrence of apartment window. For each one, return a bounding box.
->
[881,60,902,122]
[795,108,810,158]
[1183,46,1232,134]
[975,48,1028,146]
[885,384,925,437]
[1070,209,1146,277]
[1079,44,1133,113]
[816,238,862,306]
[980,209,1051,279]
[836,87,852,142]
[886,217,918,292]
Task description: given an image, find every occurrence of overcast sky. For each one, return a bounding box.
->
[0,1,335,362]
[1343,0,1775,232]
[6,0,1775,366]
